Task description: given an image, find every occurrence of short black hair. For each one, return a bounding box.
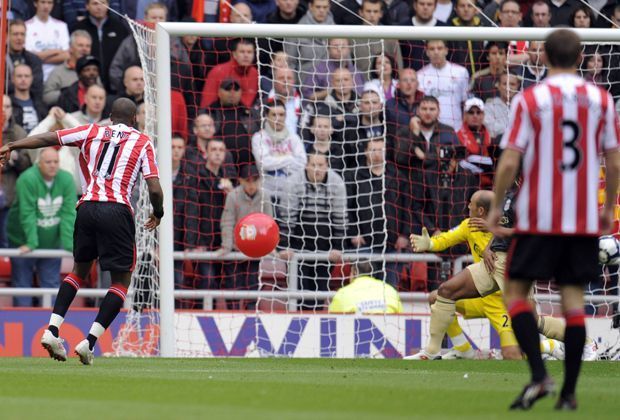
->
[544,29,582,69]
[231,38,254,51]
[570,5,593,28]
[419,95,439,107]
[499,0,520,12]
[110,98,137,123]
[353,260,373,276]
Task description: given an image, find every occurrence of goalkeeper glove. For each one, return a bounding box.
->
[410,227,433,252]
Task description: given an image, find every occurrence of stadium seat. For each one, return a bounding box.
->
[401,262,428,292]
[0,257,11,307]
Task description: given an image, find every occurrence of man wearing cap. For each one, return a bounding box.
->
[219,164,274,308]
[206,78,258,167]
[43,30,93,107]
[57,55,102,113]
[457,98,494,189]
[329,260,403,314]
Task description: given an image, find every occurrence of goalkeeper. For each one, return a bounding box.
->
[329,260,403,314]
[405,190,523,360]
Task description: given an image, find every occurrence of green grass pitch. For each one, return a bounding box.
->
[0,358,618,419]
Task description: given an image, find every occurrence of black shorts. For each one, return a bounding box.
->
[507,234,599,285]
[73,201,136,272]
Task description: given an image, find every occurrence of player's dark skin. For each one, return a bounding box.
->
[0,98,164,289]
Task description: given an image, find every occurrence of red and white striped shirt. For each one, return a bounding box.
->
[501,74,620,236]
[56,123,159,211]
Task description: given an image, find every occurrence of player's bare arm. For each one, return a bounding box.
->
[0,132,59,166]
[489,149,521,237]
[145,177,164,231]
[601,149,620,234]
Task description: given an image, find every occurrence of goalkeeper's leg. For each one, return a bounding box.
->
[428,291,475,358]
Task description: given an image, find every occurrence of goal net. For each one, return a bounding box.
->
[116,19,620,359]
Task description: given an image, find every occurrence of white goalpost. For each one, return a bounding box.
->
[141,23,620,358]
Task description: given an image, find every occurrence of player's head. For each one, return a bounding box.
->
[469,190,494,218]
[544,29,582,70]
[110,97,138,126]
[351,260,373,278]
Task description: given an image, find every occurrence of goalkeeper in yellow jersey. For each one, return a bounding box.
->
[328,261,403,314]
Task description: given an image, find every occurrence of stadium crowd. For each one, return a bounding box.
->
[2,0,620,309]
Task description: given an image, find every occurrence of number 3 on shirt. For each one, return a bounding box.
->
[560,119,582,171]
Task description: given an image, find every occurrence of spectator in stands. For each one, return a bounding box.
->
[219,164,274,308]
[25,0,70,81]
[200,38,258,109]
[268,0,306,23]
[267,67,302,135]
[1,95,31,248]
[171,133,199,289]
[484,71,521,139]
[449,0,485,75]
[305,112,345,174]
[519,40,547,89]
[234,0,276,23]
[417,40,469,130]
[284,0,334,73]
[384,0,411,25]
[345,138,410,287]
[347,87,385,146]
[328,260,403,314]
[278,151,347,310]
[125,0,179,22]
[366,54,399,103]
[529,1,552,27]
[57,55,102,113]
[350,0,403,78]
[6,20,44,100]
[207,78,258,166]
[116,66,145,106]
[301,38,365,101]
[469,41,508,101]
[74,0,129,91]
[400,0,447,70]
[192,138,234,291]
[434,0,454,23]
[498,0,529,64]
[10,64,47,133]
[186,112,236,179]
[323,67,359,117]
[548,0,580,27]
[571,5,594,28]
[332,0,364,25]
[43,30,93,107]
[259,50,291,95]
[456,98,494,188]
[385,68,424,154]
[61,1,123,30]
[252,101,307,203]
[109,2,168,94]
[8,147,76,307]
[582,52,610,90]
[70,84,109,125]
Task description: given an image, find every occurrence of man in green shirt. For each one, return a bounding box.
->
[329,261,403,314]
[9,147,76,306]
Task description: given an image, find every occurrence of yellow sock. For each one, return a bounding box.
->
[538,316,565,341]
[427,296,456,355]
[447,317,472,353]
[540,338,555,355]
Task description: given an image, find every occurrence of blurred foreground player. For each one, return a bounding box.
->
[490,29,620,410]
[0,98,164,365]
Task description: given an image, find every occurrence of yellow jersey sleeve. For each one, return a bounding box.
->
[328,292,347,313]
[430,219,469,252]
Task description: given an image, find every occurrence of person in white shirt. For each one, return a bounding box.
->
[25,0,70,81]
[484,72,522,139]
[434,0,454,23]
[417,40,469,130]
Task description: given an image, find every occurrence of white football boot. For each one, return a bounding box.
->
[441,347,476,360]
[74,339,94,365]
[40,329,67,362]
[403,350,441,360]
[582,337,598,361]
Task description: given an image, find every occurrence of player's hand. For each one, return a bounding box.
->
[18,245,31,254]
[600,207,615,235]
[0,145,12,168]
[144,214,161,231]
[328,250,343,263]
[487,208,505,237]
[395,235,410,251]
[410,227,432,252]
[468,217,488,232]
[351,236,366,248]
[482,247,497,273]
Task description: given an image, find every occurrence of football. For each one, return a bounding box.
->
[598,235,620,265]
[234,213,280,258]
